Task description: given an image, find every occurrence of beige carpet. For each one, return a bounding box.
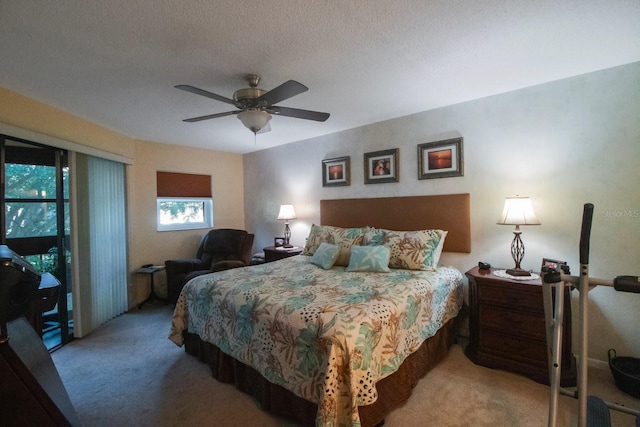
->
[51,303,639,427]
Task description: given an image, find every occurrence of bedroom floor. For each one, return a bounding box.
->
[51,302,639,427]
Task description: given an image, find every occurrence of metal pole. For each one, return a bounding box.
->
[577,203,594,427]
[578,263,589,427]
[544,279,565,427]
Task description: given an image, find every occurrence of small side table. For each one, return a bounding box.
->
[135,265,166,309]
[263,246,302,263]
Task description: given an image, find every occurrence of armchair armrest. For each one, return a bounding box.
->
[182,261,246,284]
[183,269,215,283]
[210,260,247,272]
[165,258,204,275]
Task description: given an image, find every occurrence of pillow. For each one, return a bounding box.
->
[331,228,364,266]
[303,224,332,255]
[431,230,448,267]
[346,245,390,272]
[311,242,340,269]
[362,227,447,270]
[383,229,446,270]
[303,224,364,261]
[362,226,385,246]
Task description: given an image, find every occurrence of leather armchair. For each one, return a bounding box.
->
[165,229,254,304]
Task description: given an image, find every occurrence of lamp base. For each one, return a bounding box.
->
[505,268,531,277]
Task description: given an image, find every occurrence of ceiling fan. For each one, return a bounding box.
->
[176,74,330,134]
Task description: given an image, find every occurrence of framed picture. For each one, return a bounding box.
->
[417,137,464,180]
[322,156,350,187]
[541,258,569,274]
[364,148,399,184]
[274,237,285,247]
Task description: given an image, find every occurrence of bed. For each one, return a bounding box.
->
[169,194,471,427]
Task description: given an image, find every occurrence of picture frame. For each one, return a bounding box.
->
[540,258,568,274]
[364,148,399,184]
[274,237,285,247]
[322,156,350,187]
[417,137,464,180]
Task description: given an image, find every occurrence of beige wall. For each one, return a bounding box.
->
[127,140,244,304]
[0,86,245,308]
[244,62,640,363]
[0,87,135,159]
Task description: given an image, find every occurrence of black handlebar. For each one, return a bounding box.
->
[579,203,594,265]
[614,276,640,293]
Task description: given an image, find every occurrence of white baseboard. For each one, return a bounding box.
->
[588,357,609,370]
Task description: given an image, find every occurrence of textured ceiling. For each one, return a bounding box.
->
[1,1,639,154]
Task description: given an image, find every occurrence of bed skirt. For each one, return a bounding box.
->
[183,316,457,427]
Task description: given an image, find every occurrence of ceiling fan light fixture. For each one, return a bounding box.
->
[237,109,272,133]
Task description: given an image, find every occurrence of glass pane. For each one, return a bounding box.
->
[5,163,57,199]
[5,202,57,238]
[24,252,57,274]
[159,200,205,225]
[62,166,69,199]
[64,202,70,234]
[24,249,72,351]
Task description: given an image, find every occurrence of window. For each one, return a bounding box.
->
[4,163,70,238]
[157,198,213,231]
[156,171,213,232]
[2,138,73,349]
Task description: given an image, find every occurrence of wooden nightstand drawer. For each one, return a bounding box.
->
[479,304,546,341]
[478,283,542,313]
[479,329,548,364]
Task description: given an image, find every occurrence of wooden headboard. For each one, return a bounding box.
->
[320,193,471,253]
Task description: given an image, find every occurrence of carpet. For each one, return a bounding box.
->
[51,303,639,426]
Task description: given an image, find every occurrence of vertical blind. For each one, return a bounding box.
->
[74,154,128,336]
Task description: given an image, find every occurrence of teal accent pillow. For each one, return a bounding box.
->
[346,245,390,272]
[311,242,340,269]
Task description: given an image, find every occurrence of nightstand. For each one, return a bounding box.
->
[263,246,302,263]
[466,266,576,386]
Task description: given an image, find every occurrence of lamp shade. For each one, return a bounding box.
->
[237,109,272,133]
[277,205,297,221]
[497,196,540,226]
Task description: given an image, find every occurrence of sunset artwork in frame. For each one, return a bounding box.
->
[417,137,464,180]
[322,156,350,187]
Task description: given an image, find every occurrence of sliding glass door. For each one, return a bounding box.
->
[1,135,71,350]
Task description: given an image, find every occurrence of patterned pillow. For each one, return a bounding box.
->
[346,245,390,272]
[303,224,364,259]
[432,230,448,267]
[303,224,330,255]
[363,227,446,271]
[311,242,340,269]
[331,229,364,266]
[362,226,385,246]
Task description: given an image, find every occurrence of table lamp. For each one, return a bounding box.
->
[497,196,540,276]
[277,204,297,247]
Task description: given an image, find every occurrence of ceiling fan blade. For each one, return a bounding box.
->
[269,106,330,122]
[257,80,308,106]
[175,85,236,105]
[183,110,240,123]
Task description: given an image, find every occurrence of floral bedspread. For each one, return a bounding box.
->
[169,256,463,427]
